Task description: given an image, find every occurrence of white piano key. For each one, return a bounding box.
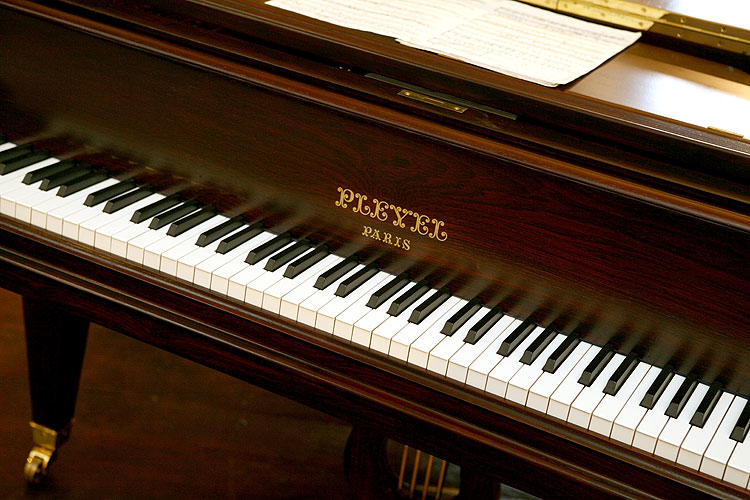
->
[61,193,120,240]
[0,158,60,218]
[568,353,627,428]
[700,396,746,479]
[143,215,222,269]
[331,270,393,340]
[654,382,709,461]
[176,244,221,282]
[610,365,662,445]
[31,178,120,229]
[244,246,317,307]
[351,290,408,348]
[224,239,294,300]
[316,272,391,334]
[725,426,750,488]
[447,315,516,384]
[369,294,428,355]
[410,299,474,370]
[280,262,360,322]
[633,374,686,453]
[47,179,121,234]
[294,257,358,326]
[506,333,567,405]
[588,361,650,436]
[677,392,734,470]
[527,342,593,414]
[94,194,166,252]
[159,215,231,275]
[465,317,524,390]
[486,326,550,399]
[110,217,159,257]
[262,255,342,314]
[546,346,602,421]
[124,222,173,263]
[81,193,165,247]
[193,231,273,289]
[0,162,53,202]
[0,157,57,191]
[0,142,17,152]
[389,297,462,361]
[426,308,493,376]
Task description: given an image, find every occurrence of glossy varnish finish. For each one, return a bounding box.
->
[0,1,748,498]
[0,6,748,392]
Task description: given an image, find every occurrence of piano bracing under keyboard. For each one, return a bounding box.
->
[0,0,748,498]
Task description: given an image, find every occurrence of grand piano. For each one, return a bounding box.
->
[0,0,748,498]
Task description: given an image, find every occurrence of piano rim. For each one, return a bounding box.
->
[0,216,746,500]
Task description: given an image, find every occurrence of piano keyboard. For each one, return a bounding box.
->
[1,141,749,490]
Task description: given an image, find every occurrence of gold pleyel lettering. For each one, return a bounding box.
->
[336,186,447,245]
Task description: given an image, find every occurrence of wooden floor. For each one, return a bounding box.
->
[0,287,353,499]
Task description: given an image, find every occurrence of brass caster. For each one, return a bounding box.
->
[24,454,48,484]
[24,421,68,485]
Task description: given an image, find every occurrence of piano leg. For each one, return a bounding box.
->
[22,297,89,484]
[456,469,502,500]
[345,426,402,499]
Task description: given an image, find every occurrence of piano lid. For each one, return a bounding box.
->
[178,0,750,171]
[4,0,749,201]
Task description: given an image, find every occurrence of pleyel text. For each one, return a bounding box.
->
[335,187,447,242]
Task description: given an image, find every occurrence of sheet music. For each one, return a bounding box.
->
[266,0,641,86]
[266,0,500,40]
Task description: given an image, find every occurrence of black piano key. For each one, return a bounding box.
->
[730,399,750,442]
[386,280,430,316]
[0,145,33,166]
[23,158,76,185]
[0,133,5,143]
[264,238,311,272]
[130,193,181,223]
[689,381,723,428]
[543,332,580,373]
[520,324,558,365]
[640,364,674,409]
[215,222,263,254]
[57,170,109,197]
[104,185,155,213]
[366,272,410,309]
[335,262,379,298]
[40,163,93,191]
[315,255,359,290]
[578,343,615,387]
[245,232,292,265]
[497,318,537,357]
[149,200,200,229]
[409,287,451,325]
[665,373,698,418]
[441,298,482,336]
[195,216,244,247]
[284,244,329,278]
[167,206,216,236]
[0,149,50,175]
[463,306,503,344]
[603,352,639,396]
[84,179,137,206]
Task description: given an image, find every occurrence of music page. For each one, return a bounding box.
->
[265,0,500,40]
[266,0,641,86]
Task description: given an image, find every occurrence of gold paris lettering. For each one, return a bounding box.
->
[362,225,410,251]
[336,187,447,243]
